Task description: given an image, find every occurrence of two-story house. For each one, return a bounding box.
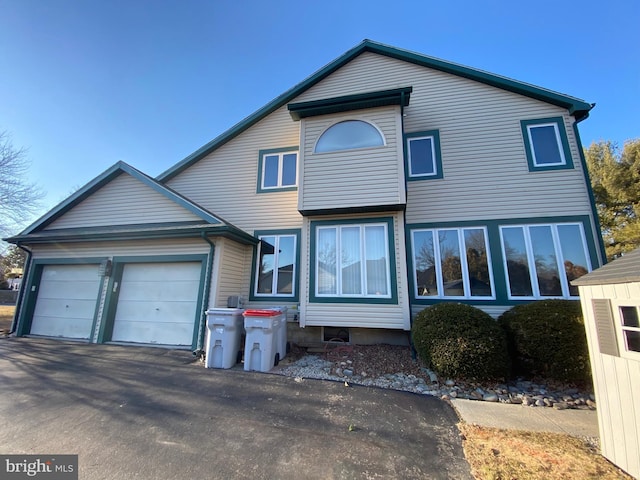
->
[5,40,605,351]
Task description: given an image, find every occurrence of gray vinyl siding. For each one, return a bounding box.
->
[293,52,594,224]
[46,173,202,229]
[300,212,411,330]
[300,107,404,212]
[166,106,303,233]
[578,283,640,479]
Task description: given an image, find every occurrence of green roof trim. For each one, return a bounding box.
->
[8,161,230,237]
[157,39,594,182]
[288,87,412,120]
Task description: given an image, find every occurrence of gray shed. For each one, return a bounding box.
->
[573,249,640,479]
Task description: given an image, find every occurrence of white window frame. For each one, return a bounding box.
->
[526,122,567,168]
[611,302,640,361]
[407,135,438,178]
[410,227,495,300]
[260,151,298,190]
[314,222,391,299]
[254,234,297,298]
[499,222,592,300]
[313,120,386,154]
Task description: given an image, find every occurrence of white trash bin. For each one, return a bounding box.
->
[242,309,282,372]
[205,308,244,369]
[272,306,289,363]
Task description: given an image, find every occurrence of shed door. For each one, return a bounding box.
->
[111,262,201,346]
[30,264,101,339]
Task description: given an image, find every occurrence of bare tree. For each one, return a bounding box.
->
[0,131,45,236]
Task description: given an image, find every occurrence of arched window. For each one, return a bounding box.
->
[314,120,384,153]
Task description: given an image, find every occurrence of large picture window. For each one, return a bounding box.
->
[257,147,298,193]
[312,219,394,301]
[252,231,299,300]
[500,223,591,299]
[411,227,494,299]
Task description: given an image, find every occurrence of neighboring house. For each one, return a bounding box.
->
[572,250,640,479]
[4,40,605,350]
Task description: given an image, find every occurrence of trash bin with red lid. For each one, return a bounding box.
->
[242,309,282,372]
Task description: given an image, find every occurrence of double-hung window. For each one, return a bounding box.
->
[405,130,443,180]
[257,147,298,192]
[253,231,299,300]
[312,219,395,302]
[500,222,591,299]
[410,227,494,299]
[520,117,573,171]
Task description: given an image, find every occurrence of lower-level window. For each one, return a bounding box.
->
[619,306,640,354]
[411,227,494,299]
[314,221,391,299]
[254,233,297,298]
[500,223,591,299]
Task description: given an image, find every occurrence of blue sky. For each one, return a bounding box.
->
[1,0,638,228]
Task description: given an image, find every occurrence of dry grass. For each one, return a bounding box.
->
[459,423,632,480]
[0,305,15,333]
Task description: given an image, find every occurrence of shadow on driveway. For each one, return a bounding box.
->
[0,337,472,479]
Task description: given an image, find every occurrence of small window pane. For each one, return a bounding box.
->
[621,307,640,328]
[557,224,589,296]
[315,120,384,153]
[439,230,462,297]
[502,227,533,297]
[282,153,297,186]
[413,230,438,297]
[624,331,640,352]
[530,125,563,166]
[464,229,492,297]
[257,236,276,294]
[341,227,362,295]
[277,236,295,294]
[365,225,388,295]
[409,137,435,176]
[263,155,279,187]
[530,226,562,296]
[317,228,337,294]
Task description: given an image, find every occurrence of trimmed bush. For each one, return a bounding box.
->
[498,300,591,384]
[412,303,509,381]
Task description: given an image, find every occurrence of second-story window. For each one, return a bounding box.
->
[257,147,298,193]
[405,130,443,180]
[314,120,384,153]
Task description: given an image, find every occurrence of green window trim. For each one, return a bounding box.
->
[256,146,298,193]
[249,229,301,302]
[406,215,600,306]
[521,117,574,171]
[309,217,398,304]
[405,130,443,180]
[410,226,495,300]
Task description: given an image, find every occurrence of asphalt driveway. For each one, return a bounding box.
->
[0,337,472,479]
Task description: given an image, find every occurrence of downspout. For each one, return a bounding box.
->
[196,232,215,353]
[10,244,32,334]
[400,96,415,356]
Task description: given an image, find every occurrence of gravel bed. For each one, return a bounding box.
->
[273,344,596,411]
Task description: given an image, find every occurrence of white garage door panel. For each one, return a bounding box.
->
[30,264,101,339]
[111,262,200,346]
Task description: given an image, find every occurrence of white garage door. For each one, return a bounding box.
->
[31,264,101,339]
[111,262,201,346]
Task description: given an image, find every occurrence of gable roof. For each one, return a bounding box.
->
[5,161,256,245]
[157,39,594,182]
[572,248,640,286]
